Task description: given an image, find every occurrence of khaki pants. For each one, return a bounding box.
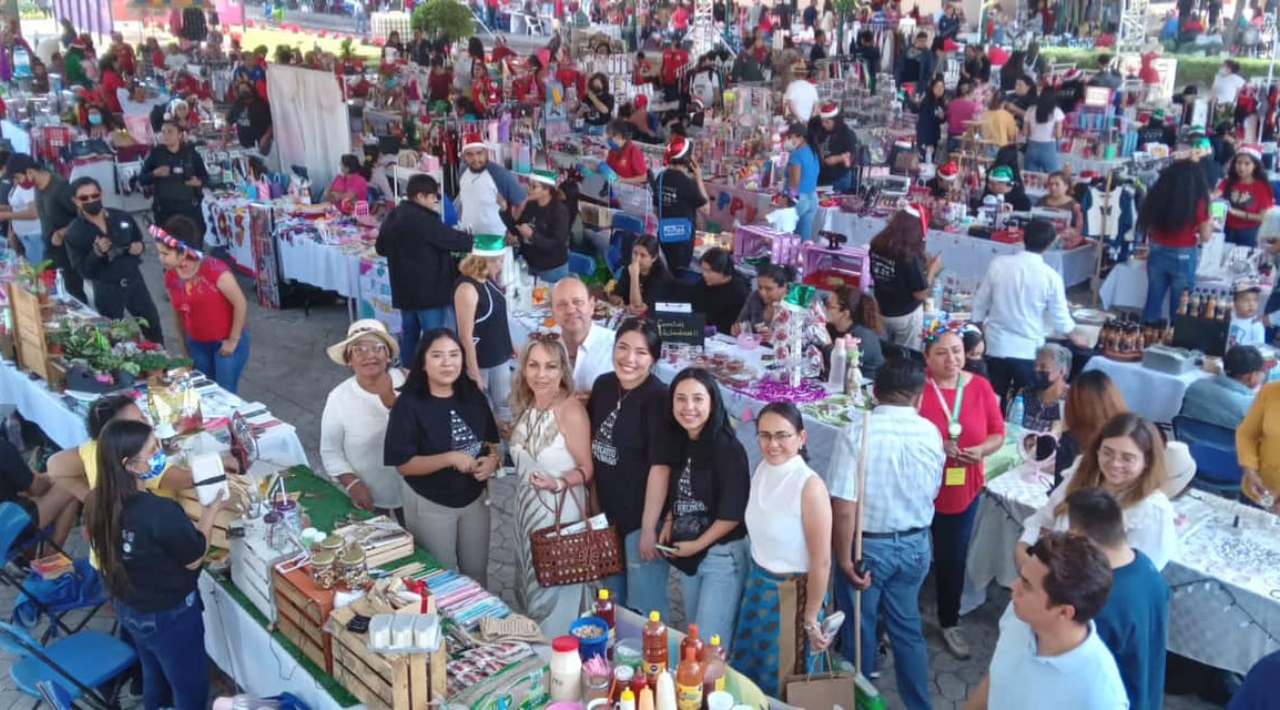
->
[401,482,491,587]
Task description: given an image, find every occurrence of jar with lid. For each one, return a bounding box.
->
[611,665,635,703]
[550,635,583,702]
[337,544,368,590]
[310,550,337,590]
[317,534,344,555]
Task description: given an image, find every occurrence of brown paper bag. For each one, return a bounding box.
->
[783,667,857,709]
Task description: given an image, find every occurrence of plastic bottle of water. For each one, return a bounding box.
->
[1007,394,1025,434]
[827,338,847,392]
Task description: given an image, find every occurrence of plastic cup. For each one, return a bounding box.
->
[569,616,610,661]
[706,691,734,710]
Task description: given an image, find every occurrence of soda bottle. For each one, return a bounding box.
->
[643,611,669,686]
[675,648,704,710]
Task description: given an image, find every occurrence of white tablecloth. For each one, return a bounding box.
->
[276,235,362,299]
[816,211,1099,288]
[0,359,309,467]
[1081,356,1209,424]
[963,471,1280,675]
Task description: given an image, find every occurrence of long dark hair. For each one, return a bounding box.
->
[1034,90,1058,124]
[1222,151,1266,194]
[88,394,139,438]
[831,284,882,333]
[921,77,947,109]
[632,234,670,279]
[86,419,153,599]
[1138,160,1209,236]
[757,401,809,462]
[399,328,483,402]
[869,210,926,261]
[669,367,734,444]
[615,316,662,360]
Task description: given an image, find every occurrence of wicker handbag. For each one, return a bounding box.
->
[529,486,623,587]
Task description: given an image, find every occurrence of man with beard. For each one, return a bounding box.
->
[456,132,527,238]
[225,78,272,154]
[812,102,856,194]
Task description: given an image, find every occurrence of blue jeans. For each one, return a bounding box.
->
[1023,140,1061,173]
[17,232,43,263]
[400,306,456,365]
[677,539,748,650]
[836,531,933,710]
[117,592,208,710]
[188,332,251,394]
[795,192,818,241]
[1143,244,1199,322]
[829,172,854,195]
[534,263,570,284]
[1225,226,1260,247]
[602,529,670,620]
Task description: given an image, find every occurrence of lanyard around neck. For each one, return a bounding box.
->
[929,375,966,441]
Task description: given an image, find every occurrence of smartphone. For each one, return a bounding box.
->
[654,543,679,555]
[821,611,846,640]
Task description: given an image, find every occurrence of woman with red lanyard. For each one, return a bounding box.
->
[152,217,251,394]
[917,327,1003,661]
[1218,143,1274,247]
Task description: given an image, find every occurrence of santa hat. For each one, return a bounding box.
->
[1238,143,1264,162]
[635,94,649,110]
[818,101,840,119]
[1060,68,1083,83]
[529,169,559,186]
[903,203,929,235]
[664,135,692,164]
[937,161,959,180]
[462,128,486,152]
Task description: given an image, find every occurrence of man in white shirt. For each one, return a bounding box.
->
[551,277,615,393]
[456,134,527,237]
[784,65,820,123]
[965,532,1129,710]
[829,359,944,708]
[1211,59,1245,106]
[971,219,1083,408]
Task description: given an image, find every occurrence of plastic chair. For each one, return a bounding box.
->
[0,621,135,710]
[1171,415,1245,497]
[568,251,596,277]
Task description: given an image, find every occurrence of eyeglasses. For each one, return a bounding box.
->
[75,192,102,202]
[349,343,388,356]
[756,431,796,444]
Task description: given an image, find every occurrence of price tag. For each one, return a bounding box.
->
[945,467,966,487]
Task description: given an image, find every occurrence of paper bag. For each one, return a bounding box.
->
[784,668,857,709]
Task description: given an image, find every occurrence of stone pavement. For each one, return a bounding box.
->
[0,251,1222,709]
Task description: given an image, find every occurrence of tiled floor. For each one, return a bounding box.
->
[0,251,1223,708]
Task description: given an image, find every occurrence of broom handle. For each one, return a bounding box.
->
[851,407,872,677]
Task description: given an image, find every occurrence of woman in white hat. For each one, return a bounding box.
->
[454,234,514,422]
[320,319,406,518]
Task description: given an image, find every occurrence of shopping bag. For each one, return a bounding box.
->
[783,650,857,710]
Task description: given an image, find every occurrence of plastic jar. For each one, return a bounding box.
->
[309,550,337,590]
[337,545,368,590]
[550,635,583,702]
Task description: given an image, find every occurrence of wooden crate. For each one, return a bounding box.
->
[8,282,60,387]
[272,566,336,674]
[329,601,447,710]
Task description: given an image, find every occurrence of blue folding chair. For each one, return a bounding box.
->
[568,251,596,277]
[1171,415,1244,497]
[0,621,135,710]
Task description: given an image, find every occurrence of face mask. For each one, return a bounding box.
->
[607,138,622,150]
[1033,371,1053,388]
[81,199,103,216]
[139,449,167,481]
[88,113,102,126]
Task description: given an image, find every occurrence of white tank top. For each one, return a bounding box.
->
[745,455,818,574]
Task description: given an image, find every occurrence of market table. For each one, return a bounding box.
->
[962,469,1280,676]
[816,211,1099,289]
[1081,356,1208,424]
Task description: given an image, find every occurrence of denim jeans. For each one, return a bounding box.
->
[400,306,456,365]
[677,539,748,650]
[795,192,819,241]
[16,232,43,263]
[187,332,251,394]
[829,172,854,195]
[836,531,933,710]
[1225,226,1260,247]
[931,495,980,629]
[602,529,670,620]
[1143,244,1199,322]
[1023,140,1061,173]
[534,262,571,284]
[116,591,208,710]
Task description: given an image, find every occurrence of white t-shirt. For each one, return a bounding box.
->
[319,369,407,509]
[1026,107,1065,143]
[8,184,41,238]
[1212,71,1246,104]
[457,167,507,237]
[784,79,820,123]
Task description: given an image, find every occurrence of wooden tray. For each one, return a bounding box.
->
[329,599,447,710]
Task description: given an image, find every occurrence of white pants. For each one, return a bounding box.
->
[882,305,924,351]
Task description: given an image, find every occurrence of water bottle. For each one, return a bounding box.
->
[827,338,847,391]
[1007,394,1025,433]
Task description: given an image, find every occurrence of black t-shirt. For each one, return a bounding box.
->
[0,438,34,504]
[615,265,675,310]
[584,91,614,126]
[693,273,751,335]
[816,124,854,186]
[118,492,204,611]
[870,252,927,317]
[228,97,272,149]
[664,429,749,576]
[383,388,496,508]
[35,175,79,245]
[589,373,676,536]
[65,209,145,284]
[653,169,707,222]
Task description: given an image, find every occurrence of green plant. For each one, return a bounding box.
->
[166,356,194,370]
[104,317,146,344]
[61,325,111,362]
[412,0,476,43]
[832,0,861,54]
[18,259,54,292]
[137,353,170,372]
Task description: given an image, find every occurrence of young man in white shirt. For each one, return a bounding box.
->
[1211,59,1245,107]
[965,531,1129,710]
[551,276,615,394]
[830,358,944,709]
[784,64,820,123]
[971,218,1084,408]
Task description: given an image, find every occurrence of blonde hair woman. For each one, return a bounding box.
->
[508,335,595,634]
[453,234,514,422]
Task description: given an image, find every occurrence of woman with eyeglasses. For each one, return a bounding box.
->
[731,402,833,697]
[321,320,405,520]
[918,329,1004,661]
[384,329,500,585]
[589,318,677,618]
[86,418,229,710]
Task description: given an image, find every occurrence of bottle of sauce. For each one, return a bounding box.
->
[701,636,728,697]
[680,624,704,665]
[1176,289,1190,316]
[620,688,637,710]
[595,589,616,658]
[1205,290,1218,320]
[655,670,677,710]
[643,611,669,686]
[631,671,650,698]
[675,648,704,710]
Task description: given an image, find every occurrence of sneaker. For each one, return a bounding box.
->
[941,626,971,660]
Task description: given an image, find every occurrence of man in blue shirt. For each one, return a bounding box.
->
[1228,650,1280,709]
[1180,345,1265,430]
[1068,487,1169,710]
[784,122,820,242]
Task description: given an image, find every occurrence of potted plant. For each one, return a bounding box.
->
[18,259,55,305]
[137,353,170,379]
[45,323,70,357]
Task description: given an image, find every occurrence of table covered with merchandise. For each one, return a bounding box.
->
[962,469,1280,675]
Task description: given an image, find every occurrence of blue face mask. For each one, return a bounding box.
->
[88,113,103,126]
[607,138,622,150]
[139,449,167,481]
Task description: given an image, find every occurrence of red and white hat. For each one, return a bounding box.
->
[462,128,486,152]
[818,101,840,119]
[1238,143,1264,162]
[664,135,692,164]
[1060,68,1083,83]
[635,94,649,110]
[937,160,959,180]
[903,203,929,235]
